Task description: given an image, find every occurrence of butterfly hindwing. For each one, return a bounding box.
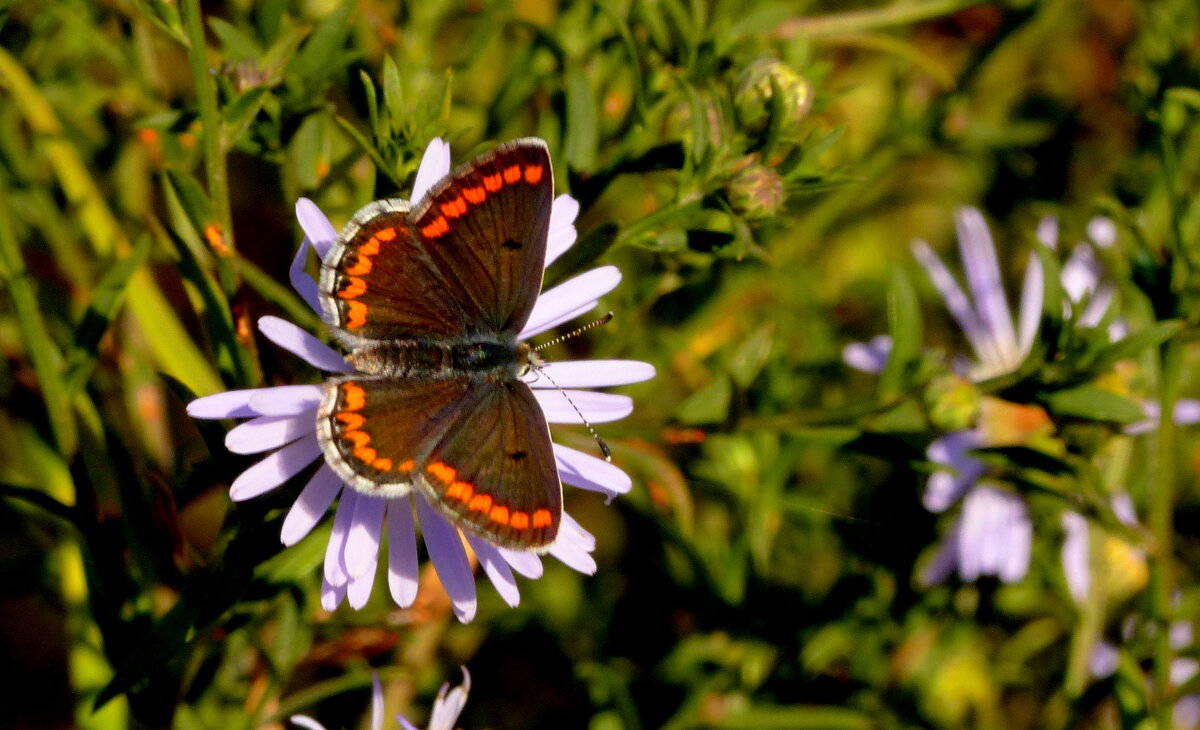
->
[408,138,554,336]
[416,378,561,550]
[316,375,472,495]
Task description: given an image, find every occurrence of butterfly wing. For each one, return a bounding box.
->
[317,374,561,550]
[320,139,554,343]
[316,375,471,495]
[416,377,561,550]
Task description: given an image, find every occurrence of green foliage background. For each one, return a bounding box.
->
[2,0,1200,728]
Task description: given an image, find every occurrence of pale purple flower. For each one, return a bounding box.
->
[291,669,471,730]
[1090,619,1199,728]
[1060,493,1140,603]
[190,139,654,622]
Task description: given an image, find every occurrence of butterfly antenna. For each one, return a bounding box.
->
[534,366,612,462]
[533,312,614,352]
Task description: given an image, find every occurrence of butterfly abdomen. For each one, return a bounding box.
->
[349,340,521,380]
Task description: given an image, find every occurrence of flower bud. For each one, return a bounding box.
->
[734,58,813,136]
[726,155,785,220]
[925,374,981,432]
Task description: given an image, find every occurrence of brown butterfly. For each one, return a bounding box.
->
[314,139,561,550]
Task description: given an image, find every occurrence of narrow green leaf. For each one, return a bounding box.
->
[0,188,76,454]
[222,86,270,150]
[207,17,262,59]
[1041,386,1146,424]
[563,62,598,172]
[64,235,153,394]
[878,266,921,397]
[382,54,403,135]
[1087,320,1183,373]
[287,0,356,86]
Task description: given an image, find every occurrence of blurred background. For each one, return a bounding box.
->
[2,0,1200,728]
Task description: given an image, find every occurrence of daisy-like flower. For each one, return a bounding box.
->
[844,208,1105,584]
[189,138,654,621]
[291,668,471,730]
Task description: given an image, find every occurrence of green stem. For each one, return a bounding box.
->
[180,0,236,289]
[773,0,982,39]
[1150,338,1181,726]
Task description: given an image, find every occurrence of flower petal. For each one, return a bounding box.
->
[1061,511,1090,603]
[911,240,993,366]
[347,552,378,609]
[919,520,960,586]
[259,316,352,373]
[923,430,984,512]
[1017,253,1043,355]
[289,715,329,730]
[187,389,262,419]
[519,266,621,339]
[324,491,357,585]
[525,360,655,388]
[282,466,343,546]
[545,194,579,268]
[554,443,631,501]
[229,433,322,501]
[427,668,470,730]
[248,385,323,416]
[955,208,1019,361]
[387,498,419,608]
[289,237,322,316]
[370,674,384,730]
[415,497,477,622]
[522,301,601,341]
[296,198,339,259]
[225,414,315,455]
[346,494,386,578]
[498,548,544,579]
[842,335,892,374]
[534,390,632,423]
[412,138,452,202]
[548,512,597,575]
[466,535,520,607]
[1088,217,1116,248]
[321,577,346,612]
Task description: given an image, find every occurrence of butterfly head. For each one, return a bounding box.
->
[515,341,544,377]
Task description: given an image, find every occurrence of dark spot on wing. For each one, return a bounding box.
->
[508,450,527,461]
[502,239,522,250]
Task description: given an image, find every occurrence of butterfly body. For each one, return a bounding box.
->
[313,139,564,551]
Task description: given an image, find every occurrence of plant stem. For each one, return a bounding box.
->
[773,0,981,39]
[1149,337,1181,726]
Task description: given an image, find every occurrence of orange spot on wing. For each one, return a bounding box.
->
[523,164,544,184]
[446,481,474,502]
[346,300,368,329]
[374,227,397,241]
[336,412,365,430]
[341,383,366,411]
[345,255,373,276]
[372,457,393,471]
[338,276,367,299]
[353,446,377,463]
[360,236,381,257]
[344,431,371,448]
[440,198,464,218]
[463,186,486,204]
[421,216,449,239]
[489,505,510,525]
[483,173,502,192]
[503,165,521,184]
[468,493,493,513]
[532,509,552,528]
[426,462,457,484]
[398,459,415,472]
[510,511,530,530]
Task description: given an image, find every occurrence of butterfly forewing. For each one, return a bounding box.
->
[319,200,475,342]
[408,138,553,336]
[417,380,561,549]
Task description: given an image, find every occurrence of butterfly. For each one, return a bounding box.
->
[314,139,562,551]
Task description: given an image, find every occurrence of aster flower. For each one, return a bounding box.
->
[189,138,654,621]
[1089,620,1200,728]
[291,669,470,730]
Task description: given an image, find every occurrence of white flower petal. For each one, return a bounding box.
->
[346,494,386,578]
[1087,217,1116,248]
[920,520,960,587]
[225,414,315,455]
[320,577,346,612]
[521,301,600,340]
[347,553,378,609]
[387,498,420,608]
[248,385,323,416]
[1061,511,1090,603]
[1017,253,1043,355]
[229,433,321,501]
[296,198,338,259]
[955,208,1019,359]
[281,466,342,546]
[288,238,322,316]
[259,316,352,372]
[554,443,631,500]
[1037,216,1059,249]
[525,360,655,388]
[427,669,470,730]
[324,491,356,585]
[911,240,992,366]
[548,513,597,575]
[545,194,580,268]
[289,715,329,730]
[498,548,544,579]
[520,266,621,339]
[466,535,520,607]
[412,138,452,202]
[534,389,633,423]
[416,497,477,622]
[370,674,384,730]
[842,335,893,374]
[187,389,262,419]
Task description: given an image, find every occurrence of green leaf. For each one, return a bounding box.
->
[563,61,598,172]
[383,55,404,135]
[878,265,921,397]
[207,17,262,59]
[222,86,270,150]
[1086,320,1182,373]
[287,0,356,89]
[1041,386,1146,424]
